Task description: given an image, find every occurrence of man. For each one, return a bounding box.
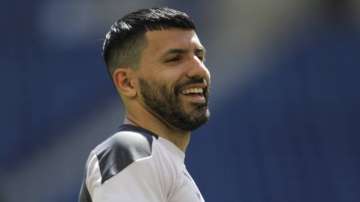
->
[79,7,210,202]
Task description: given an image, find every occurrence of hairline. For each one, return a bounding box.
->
[110,27,196,72]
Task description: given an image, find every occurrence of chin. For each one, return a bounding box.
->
[184,110,210,131]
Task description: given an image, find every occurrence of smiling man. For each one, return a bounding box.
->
[79,7,210,202]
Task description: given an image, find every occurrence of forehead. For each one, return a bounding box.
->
[143,29,203,57]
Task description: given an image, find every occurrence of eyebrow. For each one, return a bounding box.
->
[163,48,188,56]
[161,46,206,58]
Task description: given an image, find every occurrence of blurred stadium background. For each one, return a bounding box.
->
[1,0,360,201]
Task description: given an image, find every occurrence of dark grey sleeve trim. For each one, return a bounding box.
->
[96,127,154,184]
[79,180,92,202]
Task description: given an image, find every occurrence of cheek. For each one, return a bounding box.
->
[143,66,186,95]
[161,74,184,94]
[151,79,176,98]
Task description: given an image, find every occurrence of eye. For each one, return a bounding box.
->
[195,49,206,62]
[196,53,205,62]
[165,55,182,63]
[197,55,204,62]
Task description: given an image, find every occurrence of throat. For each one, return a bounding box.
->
[125,110,191,152]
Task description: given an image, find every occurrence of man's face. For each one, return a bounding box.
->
[136,29,211,131]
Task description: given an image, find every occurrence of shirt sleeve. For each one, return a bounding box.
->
[80,131,174,202]
[86,153,166,202]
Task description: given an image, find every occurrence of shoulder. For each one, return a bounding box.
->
[90,124,158,184]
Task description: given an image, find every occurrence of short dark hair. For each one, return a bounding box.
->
[103,7,196,77]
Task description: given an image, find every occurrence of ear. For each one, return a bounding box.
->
[112,68,137,98]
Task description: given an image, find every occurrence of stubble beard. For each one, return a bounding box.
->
[138,78,210,132]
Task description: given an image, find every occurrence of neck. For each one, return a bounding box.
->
[124,107,191,152]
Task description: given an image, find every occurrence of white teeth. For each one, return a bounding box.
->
[182,88,203,94]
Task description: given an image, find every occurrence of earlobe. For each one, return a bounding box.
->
[113,68,137,98]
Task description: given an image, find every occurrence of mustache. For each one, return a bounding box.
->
[175,77,207,94]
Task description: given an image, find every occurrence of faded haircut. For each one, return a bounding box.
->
[102,7,196,78]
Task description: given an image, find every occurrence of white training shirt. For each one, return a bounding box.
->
[79,124,205,202]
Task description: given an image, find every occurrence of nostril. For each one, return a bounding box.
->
[186,64,209,79]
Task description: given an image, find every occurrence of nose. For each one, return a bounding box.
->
[186,56,211,82]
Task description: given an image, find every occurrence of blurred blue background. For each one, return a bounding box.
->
[1,0,360,202]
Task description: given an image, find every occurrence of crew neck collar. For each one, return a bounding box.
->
[119,124,185,162]
[119,124,159,139]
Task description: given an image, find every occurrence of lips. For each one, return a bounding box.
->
[179,85,208,104]
[174,78,209,104]
[181,87,204,94]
